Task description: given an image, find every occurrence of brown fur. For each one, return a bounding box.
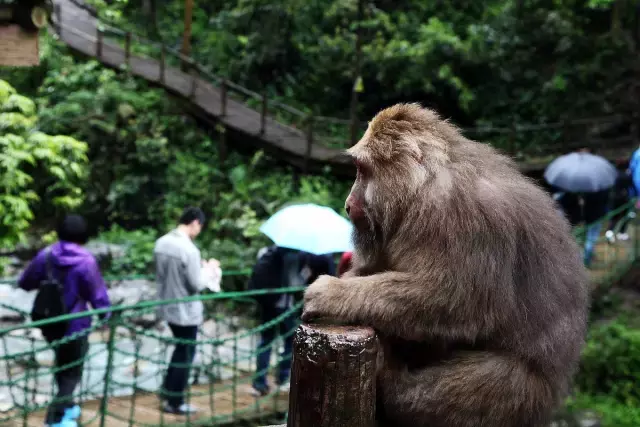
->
[302,103,589,427]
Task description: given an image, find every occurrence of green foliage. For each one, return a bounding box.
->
[576,320,640,406]
[566,393,640,427]
[0,79,88,250]
[92,225,157,276]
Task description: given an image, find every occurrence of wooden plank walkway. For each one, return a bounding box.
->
[9,376,288,427]
[53,0,353,175]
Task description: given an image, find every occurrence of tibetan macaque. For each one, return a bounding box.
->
[302,103,589,427]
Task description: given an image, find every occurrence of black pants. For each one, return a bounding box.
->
[162,323,198,407]
[44,335,89,424]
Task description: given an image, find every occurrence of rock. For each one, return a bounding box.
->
[84,241,127,262]
[0,285,34,321]
[108,280,156,305]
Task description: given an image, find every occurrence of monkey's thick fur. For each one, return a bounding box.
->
[302,104,589,427]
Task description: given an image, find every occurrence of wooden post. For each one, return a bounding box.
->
[55,3,62,35]
[220,79,228,116]
[260,91,267,135]
[124,32,132,67]
[190,68,197,100]
[304,115,313,174]
[287,324,378,427]
[159,45,166,83]
[181,0,193,71]
[217,124,228,162]
[96,27,103,59]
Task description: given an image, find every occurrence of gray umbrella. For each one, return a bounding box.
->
[544,152,618,193]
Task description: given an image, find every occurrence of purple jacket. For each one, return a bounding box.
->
[18,241,112,335]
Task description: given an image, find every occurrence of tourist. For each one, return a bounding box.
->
[18,214,112,427]
[247,245,303,396]
[154,207,219,415]
[248,246,336,396]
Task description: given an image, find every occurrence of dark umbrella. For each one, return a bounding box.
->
[544,152,618,193]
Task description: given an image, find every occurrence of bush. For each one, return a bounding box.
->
[576,320,640,406]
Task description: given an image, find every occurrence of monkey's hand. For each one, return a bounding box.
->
[301,275,347,323]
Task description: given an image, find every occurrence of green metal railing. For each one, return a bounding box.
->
[0,201,638,426]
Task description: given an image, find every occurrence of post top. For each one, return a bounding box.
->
[300,323,376,341]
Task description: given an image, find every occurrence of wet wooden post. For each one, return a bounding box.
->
[159,45,166,83]
[260,91,267,135]
[286,324,378,427]
[124,31,132,67]
[217,123,228,162]
[96,27,103,59]
[220,79,228,116]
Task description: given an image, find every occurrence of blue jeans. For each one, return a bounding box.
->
[252,309,295,391]
[162,324,198,407]
[584,221,603,267]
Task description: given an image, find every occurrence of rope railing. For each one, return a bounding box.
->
[0,201,638,425]
[51,2,636,167]
[0,283,303,426]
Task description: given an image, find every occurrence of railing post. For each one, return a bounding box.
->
[96,26,103,59]
[286,324,378,427]
[190,68,197,100]
[54,3,62,36]
[217,123,227,162]
[159,45,166,83]
[260,90,267,135]
[99,313,119,427]
[304,114,313,174]
[220,79,228,117]
[124,31,132,68]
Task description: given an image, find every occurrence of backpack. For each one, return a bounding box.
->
[247,246,284,306]
[30,248,70,342]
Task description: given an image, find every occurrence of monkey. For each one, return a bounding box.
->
[301,103,589,427]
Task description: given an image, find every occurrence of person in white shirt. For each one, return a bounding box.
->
[154,207,220,415]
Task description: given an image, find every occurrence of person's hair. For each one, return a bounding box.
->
[179,207,206,226]
[57,214,90,244]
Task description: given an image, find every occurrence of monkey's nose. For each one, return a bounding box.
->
[345,205,351,215]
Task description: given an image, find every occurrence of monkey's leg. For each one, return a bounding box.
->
[380,353,555,427]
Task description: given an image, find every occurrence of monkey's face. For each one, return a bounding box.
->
[346,159,377,233]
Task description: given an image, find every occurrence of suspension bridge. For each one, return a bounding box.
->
[51,0,637,177]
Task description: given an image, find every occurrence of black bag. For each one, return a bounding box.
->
[30,248,70,342]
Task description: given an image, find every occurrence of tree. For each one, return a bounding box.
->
[0,79,88,249]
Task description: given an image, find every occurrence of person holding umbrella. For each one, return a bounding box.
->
[544,149,618,266]
[248,203,352,396]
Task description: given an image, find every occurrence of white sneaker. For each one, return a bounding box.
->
[277,382,290,393]
[605,230,615,243]
[617,233,629,241]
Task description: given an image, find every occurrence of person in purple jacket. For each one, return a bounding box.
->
[18,214,112,427]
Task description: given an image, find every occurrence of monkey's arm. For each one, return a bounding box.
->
[302,272,502,342]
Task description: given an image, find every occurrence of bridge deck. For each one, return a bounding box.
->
[10,376,288,427]
[54,0,351,174]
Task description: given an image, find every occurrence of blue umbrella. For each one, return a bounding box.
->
[259,203,354,255]
[544,152,617,193]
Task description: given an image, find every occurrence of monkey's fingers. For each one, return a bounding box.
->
[301,309,321,323]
